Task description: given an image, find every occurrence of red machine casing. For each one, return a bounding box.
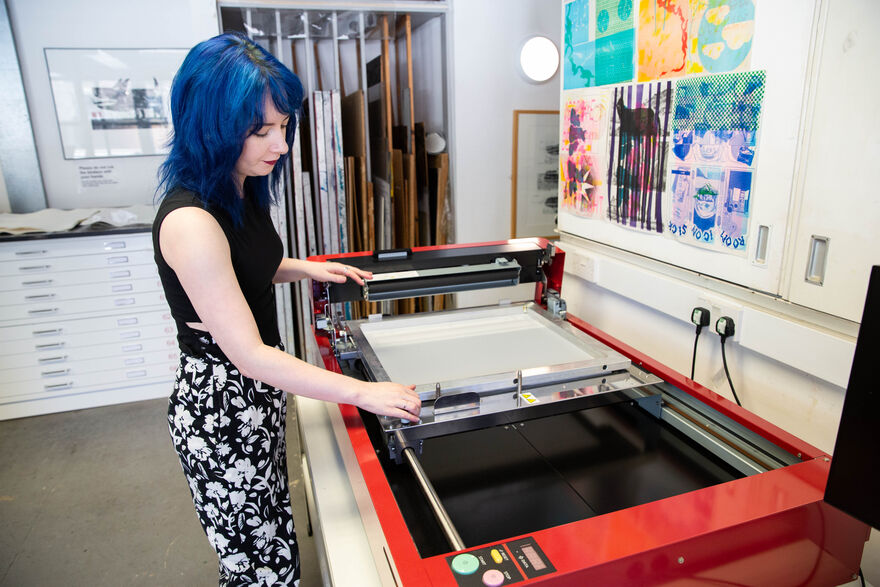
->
[309,240,869,586]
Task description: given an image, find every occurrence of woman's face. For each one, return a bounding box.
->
[235,97,289,188]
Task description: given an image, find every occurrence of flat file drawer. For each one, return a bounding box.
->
[0,366,176,403]
[0,310,174,342]
[0,249,155,277]
[0,348,180,390]
[0,277,162,307]
[0,233,152,262]
[0,263,158,291]
[0,331,178,370]
[0,291,168,324]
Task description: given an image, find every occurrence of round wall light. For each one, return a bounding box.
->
[519,36,559,83]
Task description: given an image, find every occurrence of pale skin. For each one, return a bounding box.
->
[159,97,421,422]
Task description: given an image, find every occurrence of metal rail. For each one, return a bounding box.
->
[401,446,465,552]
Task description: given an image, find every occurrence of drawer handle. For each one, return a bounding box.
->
[126,370,147,379]
[44,382,74,392]
[122,343,143,352]
[18,264,51,272]
[125,357,145,366]
[110,270,131,279]
[38,355,68,365]
[119,331,141,340]
[104,241,127,250]
[41,368,70,378]
[112,284,134,293]
[25,293,56,301]
[15,249,47,256]
[805,235,829,286]
[107,256,129,265]
[32,328,63,337]
[114,297,135,306]
[28,308,59,316]
[35,341,65,351]
[22,279,54,287]
[117,317,138,326]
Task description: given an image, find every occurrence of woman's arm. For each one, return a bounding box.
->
[273,257,372,285]
[159,207,420,421]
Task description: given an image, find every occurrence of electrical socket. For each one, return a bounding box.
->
[697,294,743,342]
[567,252,596,283]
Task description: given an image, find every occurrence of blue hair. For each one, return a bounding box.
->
[157,32,303,226]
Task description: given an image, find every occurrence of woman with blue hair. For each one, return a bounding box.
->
[152,32,420,585]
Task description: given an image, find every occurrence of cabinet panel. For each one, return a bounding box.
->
[786,0,880,321]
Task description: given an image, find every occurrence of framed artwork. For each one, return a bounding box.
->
[44,48,187,160]
[511,110,560,239]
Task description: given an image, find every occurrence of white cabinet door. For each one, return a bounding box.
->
[786,0,880,322]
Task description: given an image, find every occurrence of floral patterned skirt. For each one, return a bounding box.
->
[167,334,299,586]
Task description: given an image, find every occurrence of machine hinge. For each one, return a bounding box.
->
[546,289,567,320]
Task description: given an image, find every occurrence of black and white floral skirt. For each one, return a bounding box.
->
[167,334,299,586]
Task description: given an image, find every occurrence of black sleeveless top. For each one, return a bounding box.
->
[152,189,283,355]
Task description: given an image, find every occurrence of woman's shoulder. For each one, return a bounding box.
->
[158,188,204,212]
[154,188,214,235]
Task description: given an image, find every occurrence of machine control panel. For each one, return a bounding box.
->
[445,537,555,586]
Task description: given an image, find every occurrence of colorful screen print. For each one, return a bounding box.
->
[564,0,635,89]
[637,0,689,81]
[688,0,755,75]
[690,166,724,244]
[560,90,611,218]
[607,80,673,232]
[718,168,752,250]
[668,70,764,252]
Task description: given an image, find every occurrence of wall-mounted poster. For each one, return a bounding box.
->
[560,89,611,219]
[564,0,635,89]
[637,0,689,81]
[637,0,755,81]
[607,80,673,233]
[44,48,187,160]
[687,0,756,75]
[511,110,560,239]
[668,70,765,253]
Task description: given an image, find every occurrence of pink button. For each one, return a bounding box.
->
[482,568,505,587]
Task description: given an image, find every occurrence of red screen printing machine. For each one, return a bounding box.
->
[305,238,869,586]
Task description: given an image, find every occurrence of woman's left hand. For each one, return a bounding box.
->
[309,261,372,285]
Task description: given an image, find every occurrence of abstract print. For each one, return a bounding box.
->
[637,0,689,81]
[564,0,635,89]
[561,90,611,218]
[688,0,755,74]
[669,70,765,251]
[607,80,673,232]
[168,334,300,586]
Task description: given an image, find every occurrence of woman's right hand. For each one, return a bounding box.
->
[355,381,421,423]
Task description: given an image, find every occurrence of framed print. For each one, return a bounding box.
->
[511,110,560,239]
[44,48,187,159]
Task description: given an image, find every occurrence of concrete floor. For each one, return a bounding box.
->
[0,397,321,586]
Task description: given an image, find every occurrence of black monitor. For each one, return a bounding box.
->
[824,265,880,530]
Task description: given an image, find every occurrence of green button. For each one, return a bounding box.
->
[451,553,480,575]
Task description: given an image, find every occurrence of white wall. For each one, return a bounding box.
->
[450,0,561,245]
[6,0,218,210]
